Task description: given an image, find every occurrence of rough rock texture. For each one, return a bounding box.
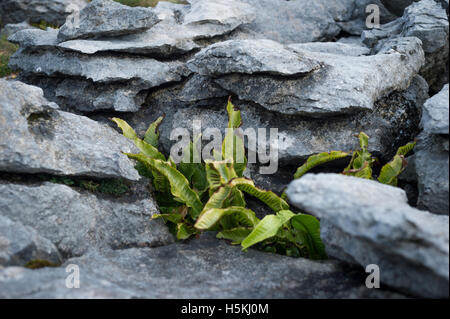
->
[0,0,87,27]
[414,132,449,215]
[6,0,256,113]
[363,0,449,93]
[412,84,450,215]
[421,84,449,134]
[381,0,418,16]
[55,0,254,57]
[8,28,59,50]
[0,234,405,299]
[235,0,395,44]
[0,22,36,38]
[0,215,62,267]
[57,0,160,42]
[1,0,448,300]
[10,49,189,86]
[0,80,140,180]
[0,182,173,258]
[286,174,449,298]
[187,39,322,77]
[211,37,425,116]
[118,74,428,165]
[287,42,370,57]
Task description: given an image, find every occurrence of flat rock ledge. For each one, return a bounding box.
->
[0,234,405,299]
[0,79,140,181]
[0,182,174,258]
[286,174,449,298]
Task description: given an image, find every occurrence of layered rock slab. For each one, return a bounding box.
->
[9,49,188,86]
[421,84,449,135]
[143,74,427,165]
[0,182,173,258]
[414,133,449,215]
[407,84,450,215]
[286,174,449,298]
[0,80,140,180]
[54,0,255,57]
[0,215,62,267]
[0,0,87,27]
[187,39,322,77]
[57,0,160,42]
[187,37,425,116]
[363,0,449,92]
[0,234,404,298]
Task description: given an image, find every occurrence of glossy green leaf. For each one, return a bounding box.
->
[144,115,164,148]
[217,227,253,245]
[291,214,327,260]
[176,223,197,240]
[396,141,416,156]
[195,207,259,230]
[241,210,295,250]
[378,155,407,186]
[294,151,349,179]
[125,154,204,218]
[230,178,290,212]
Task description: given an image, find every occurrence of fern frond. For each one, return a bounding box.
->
[195,207,259,230]
[230,178,290,212]
[125,153,204,218]
[293,151,349,179]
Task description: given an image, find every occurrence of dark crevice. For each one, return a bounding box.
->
[0,171,151,202]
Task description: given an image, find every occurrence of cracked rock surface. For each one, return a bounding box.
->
[1,0,449,299]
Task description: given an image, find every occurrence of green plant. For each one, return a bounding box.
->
[30,20,59,30]
[113,99,326,259]
[24,259,60,269]
[46,175,129,196]
[112,0,187,7]
[290,132,416,187]
[0,35,19,78]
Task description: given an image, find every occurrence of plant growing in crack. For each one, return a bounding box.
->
[113,99,326,259]
[113,99,415,260]
[289,132,416,186]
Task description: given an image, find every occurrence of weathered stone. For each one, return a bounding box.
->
[421,84,449,135]
[8,28,59,49]
[286,173,449,298]
[17,75,148,113]
[287,42,370,57]
[8,47,189,112]
[0,266,138,298]
[0,80,140,180]
[0,234,405,298]
[57,0,160,42]
[0,22,35,38]
[187,39,322,77]
[179,74,228,103]
[55,0,254,58]
[336,0,398,35]
[130,74,426,166]
[363,0,449,92]
[414,133,449,215]
[183,0,255,34]
[235,0,367,44]
[0,215,62,267]
[9,49,188,85]
[381,0,418,16]
[0,182,173,258]
[0,0,87,27]
[213,37,424,116]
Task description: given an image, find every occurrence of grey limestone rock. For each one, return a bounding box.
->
[286,173,449,298]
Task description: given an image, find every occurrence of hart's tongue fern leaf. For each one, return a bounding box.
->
[111,99,413,260]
